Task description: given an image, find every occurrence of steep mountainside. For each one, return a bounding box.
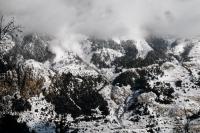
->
[0,34,200,133]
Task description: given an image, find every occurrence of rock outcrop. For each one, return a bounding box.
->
[0,34,200,133]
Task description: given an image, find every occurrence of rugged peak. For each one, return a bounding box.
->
[0,34,200,132]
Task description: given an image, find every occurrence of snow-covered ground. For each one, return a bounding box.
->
[0,35,200,133]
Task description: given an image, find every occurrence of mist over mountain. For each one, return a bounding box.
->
[0,0,200,133]
[1,0,200,39]
[2,0,200,60]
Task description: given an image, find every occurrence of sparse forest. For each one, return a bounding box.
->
[0,16,21,41]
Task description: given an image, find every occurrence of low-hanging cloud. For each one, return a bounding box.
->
[1,0,200,59]
[1,0,200,39]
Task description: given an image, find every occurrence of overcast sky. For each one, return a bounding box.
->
[1,0,200,39]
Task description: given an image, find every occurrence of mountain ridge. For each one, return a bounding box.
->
[0,33,200,132]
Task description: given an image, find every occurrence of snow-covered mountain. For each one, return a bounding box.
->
[0,33,200,133]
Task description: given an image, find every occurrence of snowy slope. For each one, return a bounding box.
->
[0,34,200,133]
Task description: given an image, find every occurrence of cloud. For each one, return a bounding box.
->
[1,0,200,59]
[1,0,200,39]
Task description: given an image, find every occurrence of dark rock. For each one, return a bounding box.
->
[0,114,31,133]
[175,80,182,87]
[12,98,31,112]
[46,73,109,118]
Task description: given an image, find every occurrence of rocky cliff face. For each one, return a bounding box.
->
[0,34,200,133]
